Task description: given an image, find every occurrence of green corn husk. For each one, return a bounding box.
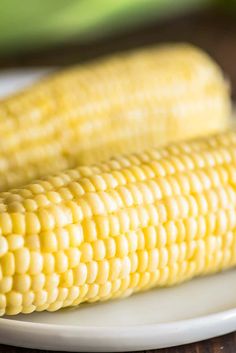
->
[0,0,211,54]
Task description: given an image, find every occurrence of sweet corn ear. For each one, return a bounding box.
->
[1,130,236,315]
[0,43,231,190]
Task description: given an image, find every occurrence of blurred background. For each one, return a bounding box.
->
[0,0,235,96]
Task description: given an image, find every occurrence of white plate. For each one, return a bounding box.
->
[0,70,236,352]
[0,270,236,351]
[0,68,52,98]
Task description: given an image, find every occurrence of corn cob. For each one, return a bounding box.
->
[0,44,230,191]
[0,129,236,316]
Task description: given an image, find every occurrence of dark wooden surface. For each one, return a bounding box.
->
[0,8,236,353]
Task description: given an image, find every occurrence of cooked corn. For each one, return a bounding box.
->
[0,129,236,315]
[0,44,230,191]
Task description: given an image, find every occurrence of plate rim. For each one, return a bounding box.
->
[0,307,236,352]
[1,306,236,332]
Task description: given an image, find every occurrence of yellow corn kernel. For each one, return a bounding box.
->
[31,274,45,291]
[0,236,8,258]
[1,253,15,276]
[14,248,30,274]
[7,234,24,251]
[0,277,13,293]
[13,274,31,293]
[29,252,43,275]
[73,263,87,286]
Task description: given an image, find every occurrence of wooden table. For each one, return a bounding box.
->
[0,8,236,353]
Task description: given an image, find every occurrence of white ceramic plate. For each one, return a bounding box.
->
[0,70,236,352]
[0,68,52,98]
[0,270,236,351]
